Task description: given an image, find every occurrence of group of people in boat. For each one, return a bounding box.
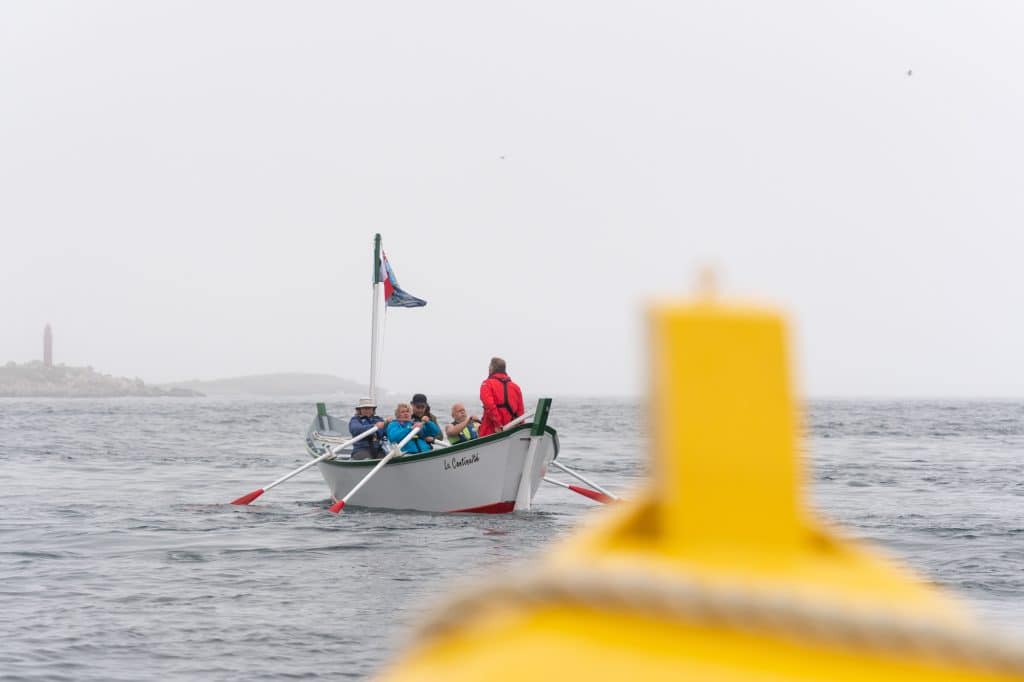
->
[346,357,525,460]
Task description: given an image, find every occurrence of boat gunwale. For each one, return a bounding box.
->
[314,423,559,468]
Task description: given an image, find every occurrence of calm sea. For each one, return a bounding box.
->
[2,398,1022,679]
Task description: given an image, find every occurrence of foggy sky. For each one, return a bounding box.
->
[2,1,1022,398]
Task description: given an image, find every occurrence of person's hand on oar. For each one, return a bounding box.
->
[230,426,380,505]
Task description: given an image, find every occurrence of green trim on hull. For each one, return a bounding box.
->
[531,398,553,436]
[318,422,559,468]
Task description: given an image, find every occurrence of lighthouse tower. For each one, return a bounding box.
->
[43,324,53,367]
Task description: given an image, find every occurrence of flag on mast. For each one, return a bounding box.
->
[377,249,427,308]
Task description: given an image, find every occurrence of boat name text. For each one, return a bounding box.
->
[444,452,480,471]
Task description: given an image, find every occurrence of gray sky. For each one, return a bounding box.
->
[2,1,1022,398]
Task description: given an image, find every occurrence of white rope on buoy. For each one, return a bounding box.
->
[409,566,1024,674]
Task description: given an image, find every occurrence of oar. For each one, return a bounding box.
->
[543,476,614,504]
[328,423,422,513]
[500,410,536,431]
[550,460,620,501]
[230,425,381,505]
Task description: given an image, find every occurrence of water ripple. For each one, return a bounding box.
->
[1,397,1023,679]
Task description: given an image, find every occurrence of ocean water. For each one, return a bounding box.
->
[1,398,1022,680]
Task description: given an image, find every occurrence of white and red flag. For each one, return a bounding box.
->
[377,250,426,308]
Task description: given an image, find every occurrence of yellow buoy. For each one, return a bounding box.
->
[381,297,1024,681]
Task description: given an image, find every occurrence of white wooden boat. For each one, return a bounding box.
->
[303,234,560,513]
[305,401,559,513]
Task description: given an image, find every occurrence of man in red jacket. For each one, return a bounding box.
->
[478,357,525,437]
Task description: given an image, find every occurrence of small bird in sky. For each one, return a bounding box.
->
[907,69,913,76]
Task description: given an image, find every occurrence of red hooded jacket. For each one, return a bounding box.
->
[478,372,524,436]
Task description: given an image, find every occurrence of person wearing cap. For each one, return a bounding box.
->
[445,403,481,444]
[348,397,388,460]
[410,393,439,424]
[408,393,442,446]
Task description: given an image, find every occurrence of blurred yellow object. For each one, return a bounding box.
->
[381,299,1024,681]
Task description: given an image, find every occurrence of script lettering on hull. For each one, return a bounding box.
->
[443,452,480,471]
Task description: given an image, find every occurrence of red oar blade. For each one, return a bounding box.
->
[231,488,265,505]
[328,499,346,514]
[569,485,613,504]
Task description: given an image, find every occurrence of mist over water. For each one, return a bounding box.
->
[2,398,1022,680]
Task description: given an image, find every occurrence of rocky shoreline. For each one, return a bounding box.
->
[0,361,203,398]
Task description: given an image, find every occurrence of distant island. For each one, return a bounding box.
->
[4,325,381,400]
[160,372,381,398]
[0,361,202,398]
[0,364,392,400]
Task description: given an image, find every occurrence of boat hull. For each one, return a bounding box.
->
[307,423,559,513]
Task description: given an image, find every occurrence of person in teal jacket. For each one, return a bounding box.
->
[387,402,442,454]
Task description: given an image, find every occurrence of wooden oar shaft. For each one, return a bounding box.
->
[543,476,614,504]
[336,449,400,506]
[330,424,422,513]
[501,410,535,431]
[551,460,619,500]
[325,422,380,456]
[267,426,379,490]
[230,422,381,505]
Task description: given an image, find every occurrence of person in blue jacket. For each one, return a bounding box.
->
[387,402,442,454]
[348,397,388,460]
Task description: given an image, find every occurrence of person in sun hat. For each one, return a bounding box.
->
[348,397,388,460]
